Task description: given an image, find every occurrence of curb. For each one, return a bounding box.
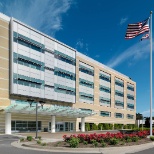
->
[11,140,154,154]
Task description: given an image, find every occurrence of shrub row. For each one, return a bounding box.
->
[85,123,138,131]
[63,130,153,148]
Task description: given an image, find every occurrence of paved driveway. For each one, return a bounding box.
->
[0,135,154,154]
[0,135,84,154]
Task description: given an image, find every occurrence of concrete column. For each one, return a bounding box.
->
[51,115,55,133]
[81,117,85,132]
[5,112,11,134]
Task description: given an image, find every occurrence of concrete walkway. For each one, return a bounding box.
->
[15,130,119,140]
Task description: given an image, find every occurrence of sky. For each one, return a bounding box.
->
[0,0,154,117]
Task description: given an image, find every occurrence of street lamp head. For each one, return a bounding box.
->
[27,99,34,107]
[39,100,45,109]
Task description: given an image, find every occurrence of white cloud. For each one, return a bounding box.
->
[0,0,73,36]
[141,109,154,117]
[119,17,128,25]
[95,54,100,58]
[75,39,89,52]
[76,39,84,49]
[106,40,153,68]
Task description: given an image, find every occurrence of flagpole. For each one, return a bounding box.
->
[150,11,153,136]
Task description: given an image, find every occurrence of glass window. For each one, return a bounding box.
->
[127,114,134,119]
[100,111,111,117]
[115,113,123,118]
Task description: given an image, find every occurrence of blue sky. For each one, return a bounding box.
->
[0,0,154,117]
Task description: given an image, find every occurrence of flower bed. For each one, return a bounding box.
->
[62,130,154,148]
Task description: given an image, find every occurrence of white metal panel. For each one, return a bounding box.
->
[18,24,30,38]
[127,89,134,96]
[100,91,110,99]
[13,42,18,52]
[13,22,18,32]
[79,72,94,82]
[13,63,18,74]
[13,84,18,94]
[79,85,94,95]
[44,37,54,51]
[115,95,124,102]
[115,85,124,92]
[127,99,134,104]
[99,80,111,87]
[30,30,41,43]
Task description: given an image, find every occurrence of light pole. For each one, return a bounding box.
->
[27,99,45,139]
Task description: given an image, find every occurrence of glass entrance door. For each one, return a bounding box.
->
[64,122,73,131]
[48,122,64,132]
[56,123,64,132]
[48,122,73,132]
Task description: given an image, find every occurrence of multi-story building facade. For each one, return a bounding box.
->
[0,13,136,134]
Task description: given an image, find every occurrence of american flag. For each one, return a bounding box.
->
[125,18,149,39]
[141,33,149,41]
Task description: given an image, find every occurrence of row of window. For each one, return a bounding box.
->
[99,74,111,82]
[14,32,76,68]
[127,85,134,91]
[55,54,75,66]
[127,95,134,100]
[115,80,124,87]
[100,86,111,93]
[100,111,134,119]
[54,87,75,95]
[79,78,94,88]
[13,79,42,89]
[115,101,124,107]
[115,91,124,97]
[54,70,75,81]
[99,97,110,105]
[79,92,94,101]
[79,64,94,76]
[14,33,44,53]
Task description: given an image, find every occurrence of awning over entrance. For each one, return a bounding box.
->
[4,103,96,118]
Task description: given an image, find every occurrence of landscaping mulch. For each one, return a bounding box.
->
[28,138,153,149]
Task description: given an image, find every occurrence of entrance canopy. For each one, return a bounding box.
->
[4,103,96,118]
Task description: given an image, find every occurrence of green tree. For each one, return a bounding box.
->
[136,113,143,120]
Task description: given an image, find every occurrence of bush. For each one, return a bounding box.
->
[37,140,41,144]
[85,123,90,131]
[41,142,47,146]
[114,124,123,129]
[20,138,24,142]
[91,140,98,147]
[110,138,119,145]
[101,141,106,147]
[132,136,139,142]
[126,138,132,142]
[92,124,98,130]
[150,136,154,141]
[69,137,79,148]
[98,123,103,130]
[123,125,128,129]
[38,136,42,140]
[100,138,104,143]
[83,141,88,145]
[27,136,32,141]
